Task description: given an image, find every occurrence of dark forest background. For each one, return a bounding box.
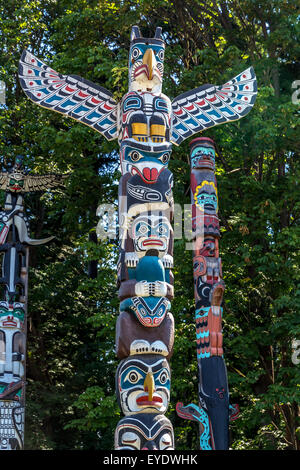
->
[0,0,299,450]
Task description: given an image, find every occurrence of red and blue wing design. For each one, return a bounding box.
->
[18,50,118,141]
[171,67,257,145]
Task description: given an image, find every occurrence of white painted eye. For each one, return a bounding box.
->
[138,224,148,234]
[158,225,167,234]
[158,49,164,61]
[159,432,173,450]
[159,153,170,164]
[131,47,140,61]
[122,432,141,450]
[130,150,142,162]
[124,369,143,384]
[157,370,169,385]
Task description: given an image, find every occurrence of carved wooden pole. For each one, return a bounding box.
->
[0,156,66,450]
[18,25,257,450]
[176,138,239,449]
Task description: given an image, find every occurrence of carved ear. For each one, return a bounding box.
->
[131,25,141,41]
[154,27,162,39]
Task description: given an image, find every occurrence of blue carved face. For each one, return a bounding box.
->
[194,181,218,214]
[191,145,216,170]
[120,143,171,182]
[131,214,171,255]
[116,355,171,415]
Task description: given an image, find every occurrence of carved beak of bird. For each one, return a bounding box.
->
[143,371,155,401]
[142,49,156,80]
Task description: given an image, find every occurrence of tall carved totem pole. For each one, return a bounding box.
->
[18,25,257,450]
[0,156,66,450]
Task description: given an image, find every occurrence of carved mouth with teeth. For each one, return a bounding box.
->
[142,239,163,246]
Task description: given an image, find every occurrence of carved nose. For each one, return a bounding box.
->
[143,371,155,401]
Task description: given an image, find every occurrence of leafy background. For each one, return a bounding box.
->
[0,0,299,450]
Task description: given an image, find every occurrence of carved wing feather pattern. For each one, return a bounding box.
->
[171,67,257,145]
[18,50,118,141]
[23,174,69,192]
[0,173,9,191]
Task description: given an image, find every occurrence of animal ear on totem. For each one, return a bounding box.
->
[131,25,142,41]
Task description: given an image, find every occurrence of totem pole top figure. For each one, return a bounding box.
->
[18,25,257,152]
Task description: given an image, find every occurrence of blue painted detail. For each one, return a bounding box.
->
[180,403,212,451]
[45,94,63,104]
[123,95,142,111]
[195,307,210,319]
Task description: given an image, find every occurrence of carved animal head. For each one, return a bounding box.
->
[128,26,165,93]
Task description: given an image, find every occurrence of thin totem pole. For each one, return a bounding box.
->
[18,25,257,450]
[0,156,66,450]
[176,137,238,450]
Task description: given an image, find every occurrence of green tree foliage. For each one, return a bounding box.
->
[0,0,299,450]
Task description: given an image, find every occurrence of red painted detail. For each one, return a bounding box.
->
[243,74,247,78]
[65,85,76,93]
[174,109,183,115]
[196,100,205,106]
[185,104,195,111]
[208,96,217,102]
[28,70,32,74]
[245,86,249,90]
[238,106,242,110]
[31,59,35,63]
[136,395,162,405]
[104,103,113,110]
[37,93,41,97]
[142,167,158,182]
[78,90,89,98]
[244,97,248,101]
[29,82,33,86]
[142,239,164,247]
[91,97,102,104]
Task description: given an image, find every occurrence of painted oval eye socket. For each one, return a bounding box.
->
[159,432,173,450]
[157,370,169,385]
[124,369,143,384]
[158,224,167,235]
[121,432,141,450]
[131,47,140,62]
[159,153,170,164]
[157,49,164,61]
[138,224,148,234]
[130,151,142,162]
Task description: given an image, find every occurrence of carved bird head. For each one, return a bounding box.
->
[128,26,165,94]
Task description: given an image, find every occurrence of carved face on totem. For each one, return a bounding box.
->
[116,354,170,415]
[130,213,171,256]
[120,143,171,183]
[194,180,218,214]
[190,138,216,171]
[7,172,25,193]
[115,413,174,450]
[129,26,165,94]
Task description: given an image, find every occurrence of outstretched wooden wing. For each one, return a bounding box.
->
[0,173,9,191]
[18,50,118,141]
[23,173,69,192]
[171,67,257,145]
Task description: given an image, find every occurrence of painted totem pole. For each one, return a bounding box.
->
[0,155,66,450]
[18,25,257,450]
[176,137,239,450]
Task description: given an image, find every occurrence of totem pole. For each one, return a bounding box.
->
[0,155,67,450]
[176,137,239,450]
[18,25,257,450]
